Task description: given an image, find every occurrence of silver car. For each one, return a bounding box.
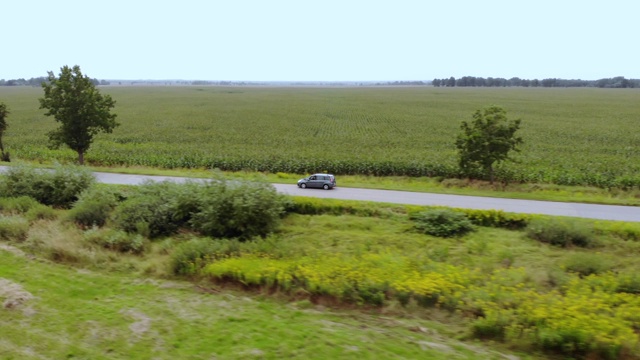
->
[297,173,336,190]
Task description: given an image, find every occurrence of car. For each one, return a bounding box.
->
[297,173,336,190]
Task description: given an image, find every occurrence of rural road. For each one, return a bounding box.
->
[1,166,639,222]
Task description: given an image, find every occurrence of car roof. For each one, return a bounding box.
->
[312,173,334,176]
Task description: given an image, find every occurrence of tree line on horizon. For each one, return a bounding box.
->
[3,75,638,88]
[0,76,110,87]
[432,76,639,88]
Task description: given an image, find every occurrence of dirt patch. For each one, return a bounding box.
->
[0,278,34,309]
[120,309,152,337]
[0,243,26,257]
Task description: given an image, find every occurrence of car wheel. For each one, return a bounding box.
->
[323,184,330,190]
[300,183,307,189]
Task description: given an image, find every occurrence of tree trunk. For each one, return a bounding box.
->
[489,165,494,184]
[78,150,84,165]
[0,140,8,162]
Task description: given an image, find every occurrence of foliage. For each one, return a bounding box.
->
[526,218,596,248]
[111,181,182,238]
[112,179,286,239]
[459,208,529,229]
[67,186,122,227]
[39,65,118,164]
[0,215,29,241]
[0,196,41,214]
[83,227,146,254]
[24,204,58,222]
[411,209,475,237]
[563,253,614,276]
[455,105,523,182]
[0,101,9,161]
[169,237,243,276]
[0,164,95,208]
[188,180,286,239]
[285,196,400,218]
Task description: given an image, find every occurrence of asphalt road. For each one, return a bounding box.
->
[90,171,640,223]
[1,166,639,222]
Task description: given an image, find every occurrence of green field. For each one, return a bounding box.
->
[1,86,639,187]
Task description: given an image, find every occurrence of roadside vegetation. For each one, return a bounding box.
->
[2,166,640,359]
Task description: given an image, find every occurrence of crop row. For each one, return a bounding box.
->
[2,86,639,188]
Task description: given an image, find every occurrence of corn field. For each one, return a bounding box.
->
[1,86,639,188]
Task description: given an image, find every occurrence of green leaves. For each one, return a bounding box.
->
[456,105,522,182]
[39,65,118,164]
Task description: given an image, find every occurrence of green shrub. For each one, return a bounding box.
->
[0,196,41,214]
[24,205,58,222]
[595,221,640,241]
[471,315,509,340]
[67,186,122,227]
[189,180,286,239]
[0,216,30,241]
[171,238,222,275]
[0,164,95,208]
[112,181,184,238]
[563,253,613,277]
[615,274,640,294]
[83,227,146,254]
[461,209,529,229]
[411,209,475,237]
[113,178,286,240]
[526,218,596,248]
[285,197,397,218]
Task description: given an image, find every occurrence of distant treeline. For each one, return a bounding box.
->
[432,76,639,88]
[0,77,110,86]
[375,81,427,86]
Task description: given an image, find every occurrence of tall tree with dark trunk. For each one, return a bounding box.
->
[39,65,118,165]
[0,102,9,161]
[455,105,522,183]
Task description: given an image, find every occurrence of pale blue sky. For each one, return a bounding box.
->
[4,0,638,81]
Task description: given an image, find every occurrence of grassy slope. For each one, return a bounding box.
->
[0,248,536,360]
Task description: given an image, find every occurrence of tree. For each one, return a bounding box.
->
[455,105,522,183]
[0,102,9,161]
[39,65,118,165]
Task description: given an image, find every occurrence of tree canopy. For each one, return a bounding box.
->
[39,65,118,165]
[455,105,522,183]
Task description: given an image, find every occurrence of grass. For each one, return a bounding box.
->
[3,190,640,358]
[0,245,536,360]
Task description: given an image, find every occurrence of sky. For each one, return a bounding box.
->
[3,0,639,81]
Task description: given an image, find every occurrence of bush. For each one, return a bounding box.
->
[0,196,41,214]
[170,238,224,276]
[285,197,395,218]
[526,218,596,248]
[411,209,475,237]
[0,164,95,208]
[563,253,613,277]
[24,205,58,222]
[67,186,122,227]
[112,181,184,238]
[461,209,529,229]
[189,180,286,239]
[83,227,146,254]
[0,216,30,241]
[113,178,286,240]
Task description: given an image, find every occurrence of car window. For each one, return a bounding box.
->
[309,176,316,180]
